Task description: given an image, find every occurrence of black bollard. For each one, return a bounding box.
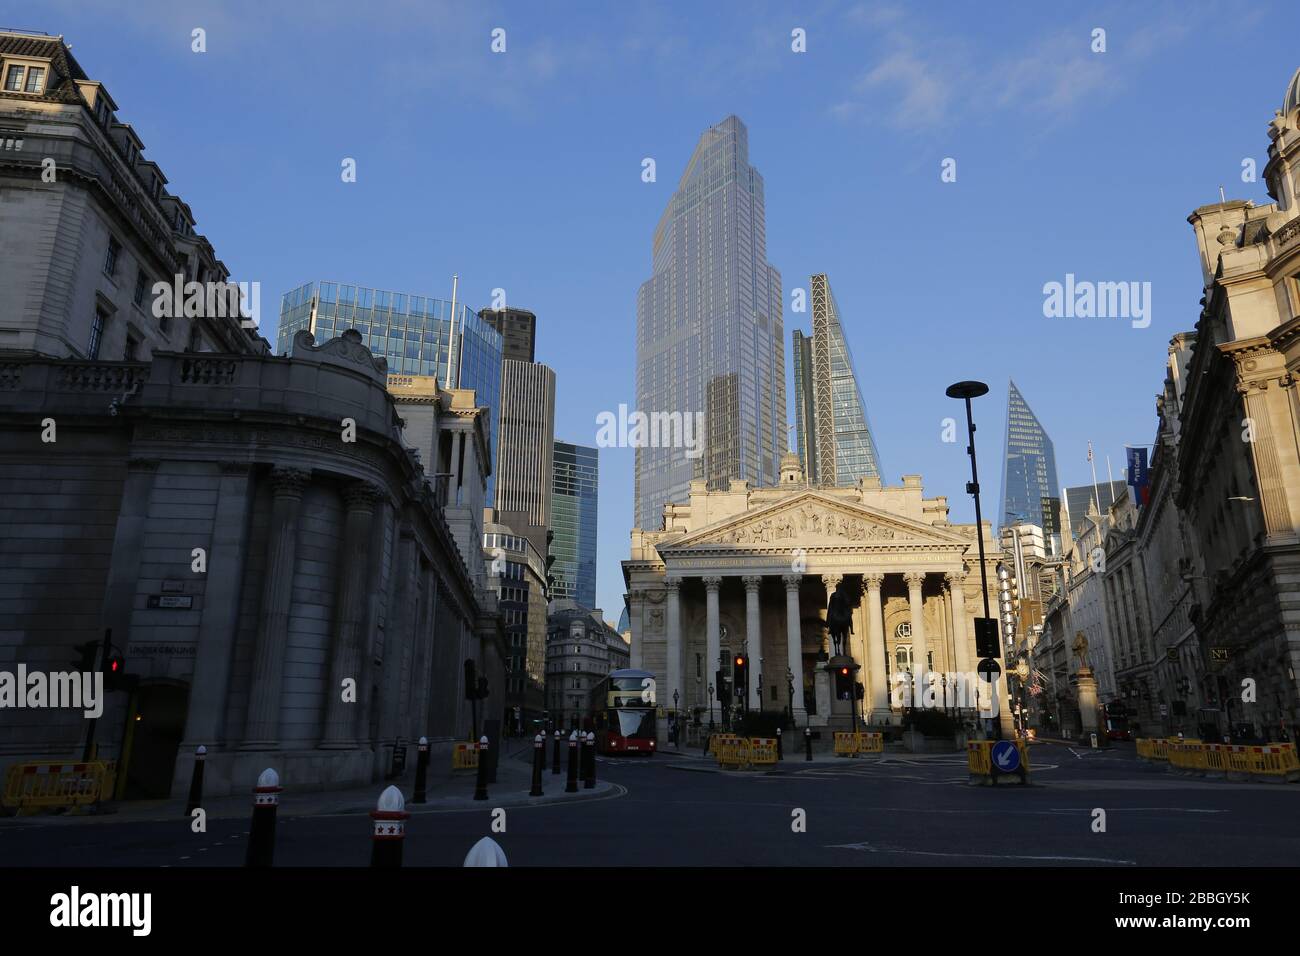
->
[583,731,596,789]
[413,736,429,804]
[804,727,813,762]
[370,785,408,868]
[184,744,206,815]
[552,729,562,775]
[244,767,280,867]
[529,733,545,797]
[473,734,490,801]
[776,727,783,761]
[565,731,579,793]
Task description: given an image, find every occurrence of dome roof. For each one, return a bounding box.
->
[1284,67,1300,117]
[780,450,802,469]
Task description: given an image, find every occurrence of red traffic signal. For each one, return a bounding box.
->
[735,655,745,667]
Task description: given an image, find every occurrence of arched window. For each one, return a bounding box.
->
[894,644,913,671]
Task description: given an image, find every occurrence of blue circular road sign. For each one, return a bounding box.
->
[991,740,1020,773]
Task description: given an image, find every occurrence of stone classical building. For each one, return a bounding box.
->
[1173,67,1300,739]
[545,602,631,728]
[0,329,505,797]
[483,516,547,730]
[0,29,265,360]
[624,454,1008,738]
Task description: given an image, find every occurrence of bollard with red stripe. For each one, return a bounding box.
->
[184,745,206,815]
[473,735,490,801]
[370,785,409,867]
[244,768,280,867]
[565,730,579,793]
[530,733,545,797]
[552,729,562,775]
[413,736,429,804]
[584,731,597,789]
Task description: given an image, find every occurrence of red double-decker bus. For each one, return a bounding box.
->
[587,668,657,755]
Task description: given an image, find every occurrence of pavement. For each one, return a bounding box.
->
[3,739,1297,866]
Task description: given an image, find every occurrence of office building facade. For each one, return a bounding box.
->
[551,441,599,608]
[791,274,883,487]
[634,115,785,530]
[277,280,502,495]
[480,306,536,364]
[0,30,264,361]
[997,381,1061,535]
[494,359,556,561]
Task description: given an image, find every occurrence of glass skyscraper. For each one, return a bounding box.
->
[792,273,882,487]
[634,115,785,531]
[278,280,503,496]
[550,440,598,608]
[998,380,1060,534]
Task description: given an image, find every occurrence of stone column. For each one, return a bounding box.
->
[947,570,971,680]
[320,480,381,749]
[665,577,682,718]
[905,571,928,684]
[627,588,646,671]
[183,462,254,750]
[743,576,763,709]
[242,466,310,750]
[864,573,889,719]
[783,574,806,717]
[704,576,722,722]
[821,572,844,658]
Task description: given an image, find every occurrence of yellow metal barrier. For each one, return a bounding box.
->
[1250,743,1300,780]
[748,737,778,765]
[967,741,991,775]
[833,732,857,756]
[2,761,114,812]
[716,737,751,770]
[707,733,740,756]
[856,732,883,754]
[1136,738,1170,761]
[451,742,479,770]
[1168,740,1208,772]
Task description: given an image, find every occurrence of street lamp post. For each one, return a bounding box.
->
[786,668,795,729]
[946,379,1001,741]
[708,683,715,732]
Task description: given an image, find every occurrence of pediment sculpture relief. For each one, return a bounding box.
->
[714,505,898,545]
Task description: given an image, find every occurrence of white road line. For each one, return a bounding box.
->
[827,841,1137,865]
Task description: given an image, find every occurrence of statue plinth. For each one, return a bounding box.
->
[1076,667,1100,738]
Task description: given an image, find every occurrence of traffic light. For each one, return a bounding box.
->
[834,665,853,700]
[463,658,478,700]
[855,681,865,701]
[732,655,748,701]
[103,648,127,690]
[477,676,490,700]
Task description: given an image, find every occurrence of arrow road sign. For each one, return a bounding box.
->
[991,740,1020,773]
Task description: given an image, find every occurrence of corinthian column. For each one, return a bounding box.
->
[320,480,381,749]
[704,575,722,722]
[783,574,806,718]
[742,575,763,709]
[947,570,971,678]
[665,577,682,717]
[905,571,928,684]
[863,573,888,718]
[242,467,310,750]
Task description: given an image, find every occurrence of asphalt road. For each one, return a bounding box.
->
[5,742,1299,867]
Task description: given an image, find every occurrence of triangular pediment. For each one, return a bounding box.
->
[659,490,973,553]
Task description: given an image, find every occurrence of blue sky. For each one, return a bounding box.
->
[18,0,1295,618]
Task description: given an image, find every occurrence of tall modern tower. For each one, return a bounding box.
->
[550,440,599,608]
[634,115,785,531]
[495,359,556,562]
[998,380,1061,534]
[791,274,883,487]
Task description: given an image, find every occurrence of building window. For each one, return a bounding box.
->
[124,334,140,362]
[3,64,44,93]
[23,66,44,93]
[4,65,23,91]
[88,309,106,360]
[133,269,148,307]
[103,237,120,278]
[187,326,202,352]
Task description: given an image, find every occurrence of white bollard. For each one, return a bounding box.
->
[463,835,508,867]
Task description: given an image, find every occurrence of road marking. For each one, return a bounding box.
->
[827,841,1137,865]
